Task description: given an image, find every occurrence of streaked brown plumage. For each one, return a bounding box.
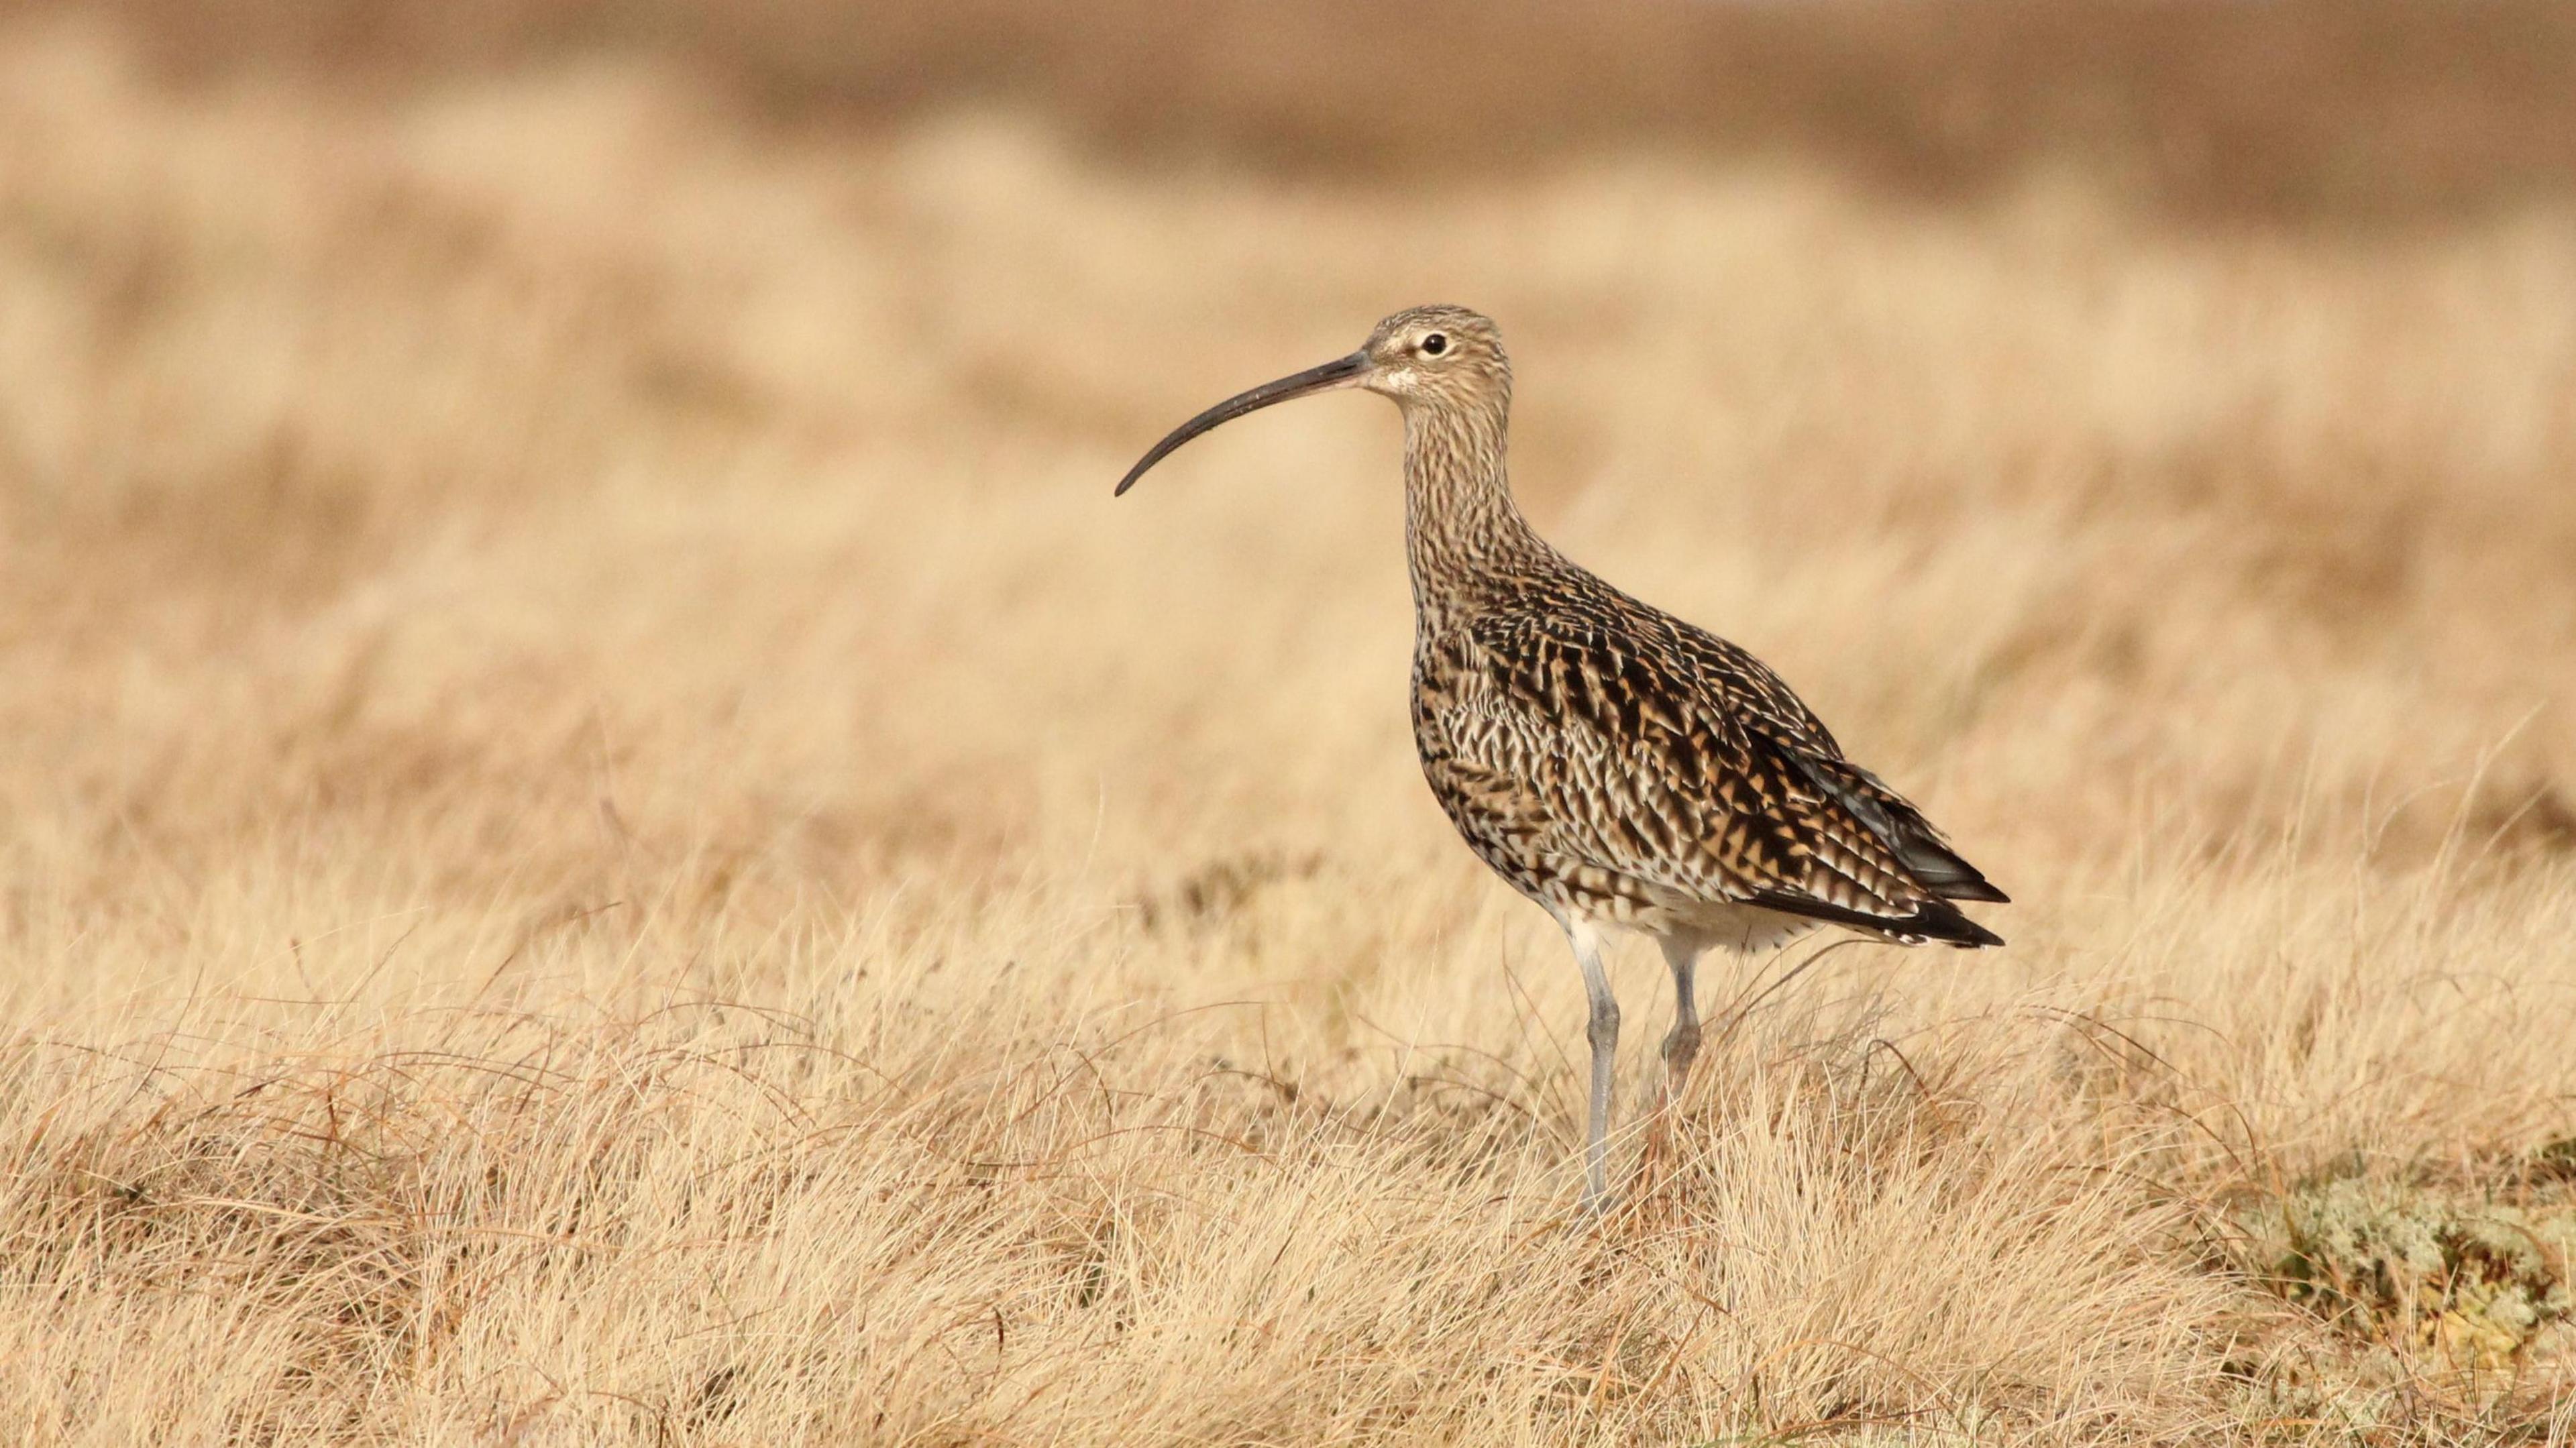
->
[1118,304,2006,1208]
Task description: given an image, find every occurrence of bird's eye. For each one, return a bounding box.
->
[1420,333,1448,356]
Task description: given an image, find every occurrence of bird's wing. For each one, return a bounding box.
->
[1656,614,2008,905]
[1770,750,2009,904]
[1644,612,1845,757]
[1462,606,2002,946]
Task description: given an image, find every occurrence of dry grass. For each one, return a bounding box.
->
[4,12,2576,1444]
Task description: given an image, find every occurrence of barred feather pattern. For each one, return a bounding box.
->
[1385,306,2006,953]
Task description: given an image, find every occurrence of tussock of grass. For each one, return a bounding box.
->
[0,987,2238,1443]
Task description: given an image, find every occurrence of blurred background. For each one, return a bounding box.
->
[36,0,2576,215]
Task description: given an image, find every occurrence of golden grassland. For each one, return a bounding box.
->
[4,16,2576,1443]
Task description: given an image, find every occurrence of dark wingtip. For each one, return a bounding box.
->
[1915,897,2003,949]
[1947,915,2006,949]
[1748,889,2004,950]
[1920,896,2005,948]
[1888,834,2010,904]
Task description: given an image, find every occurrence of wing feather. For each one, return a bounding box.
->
[1459,594,2004,946]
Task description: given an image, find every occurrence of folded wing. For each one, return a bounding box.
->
[1466,600,2006,948]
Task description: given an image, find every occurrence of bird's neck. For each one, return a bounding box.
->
[1401,399,1542,624]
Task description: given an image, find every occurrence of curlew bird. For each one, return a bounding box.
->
[1116,306,2007,1209]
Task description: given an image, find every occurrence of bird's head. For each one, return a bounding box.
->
[1114,304,1510,496]
[1357,304,1511,410]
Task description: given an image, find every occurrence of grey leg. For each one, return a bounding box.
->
[1657,934,1703,1100]
[1565,919,1619,1211]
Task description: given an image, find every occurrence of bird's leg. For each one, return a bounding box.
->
[1566,920,1619,1212]
[1657,934,1703,1105]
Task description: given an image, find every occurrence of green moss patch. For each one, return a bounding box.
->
[2247,1176,2575,1371]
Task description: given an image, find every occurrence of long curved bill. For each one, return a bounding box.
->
[1114,351,1371,496]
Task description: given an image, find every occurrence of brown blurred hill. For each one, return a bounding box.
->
[37,0,2576,222]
